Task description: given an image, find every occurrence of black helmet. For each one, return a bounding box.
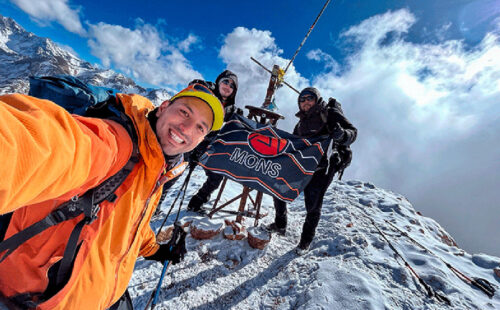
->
[298,87,321,107]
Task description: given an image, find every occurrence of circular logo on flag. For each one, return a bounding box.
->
[248,132,288,157]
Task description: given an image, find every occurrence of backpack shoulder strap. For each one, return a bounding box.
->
[0,101,140,304]
[54,141,139,287]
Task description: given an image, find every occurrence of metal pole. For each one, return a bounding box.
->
[283,0,331,74]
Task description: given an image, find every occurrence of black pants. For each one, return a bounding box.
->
[108,290,133,310]
[273,161,338,246]
[194,170,224,202]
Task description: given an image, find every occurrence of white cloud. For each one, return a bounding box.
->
[218,10,500,254]
[219,27,309,128]
[87,22,202,87]
[11,0,86,35]
[178,34,200,53]
[307,48,340,72]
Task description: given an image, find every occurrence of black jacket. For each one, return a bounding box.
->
[294,98,357,145]
[190,70,239,122]
[294,98,357,171]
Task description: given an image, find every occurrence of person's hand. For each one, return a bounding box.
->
[329,123,345,142]
[145,225,187,265]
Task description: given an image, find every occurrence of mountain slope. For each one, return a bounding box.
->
[130,168,500,309]
[0,14,173,104]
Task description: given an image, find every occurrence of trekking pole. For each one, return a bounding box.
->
[143,260,172,310]
[384,220,496,298]
[144,169,193,310]
[283,0,331,74]
[156,167,193,233]
[368,217,451,305]
[151,260,172,310]
[144,222,187,310]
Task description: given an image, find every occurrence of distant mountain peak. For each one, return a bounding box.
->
[0,14,174,103]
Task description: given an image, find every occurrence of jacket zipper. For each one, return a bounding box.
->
[108,163,167,305]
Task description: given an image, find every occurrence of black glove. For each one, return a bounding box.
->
[235,107,244,116]
[329,123,345,142]
[145,225,187,265]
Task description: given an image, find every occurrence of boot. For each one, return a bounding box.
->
[264,222,286,236]
[187,194,208,212]
[295,240,310,256]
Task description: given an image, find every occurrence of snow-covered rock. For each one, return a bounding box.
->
[247,226,271,250]
[190,217,223,240]
[223,220,247,240]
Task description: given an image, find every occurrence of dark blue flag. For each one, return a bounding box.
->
[199,114,332,202]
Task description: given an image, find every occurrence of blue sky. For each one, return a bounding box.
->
[2,0,497,86]
[1,0,500,255]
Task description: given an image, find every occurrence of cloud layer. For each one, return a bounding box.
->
[219,10,500,254]
[87,22,202,86]
[11,0,201,87]
[219,27,310,126]
[12,0,85,35]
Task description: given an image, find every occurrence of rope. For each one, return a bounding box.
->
[384,219,496,298]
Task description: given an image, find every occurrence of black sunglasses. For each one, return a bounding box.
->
[298,95,315,103]
[220,79,235,90]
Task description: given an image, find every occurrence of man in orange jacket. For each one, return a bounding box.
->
[0,83,224,309]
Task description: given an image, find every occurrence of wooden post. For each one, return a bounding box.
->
[212,178,228,211]
[253,192,264,226]
[236,186,250,223]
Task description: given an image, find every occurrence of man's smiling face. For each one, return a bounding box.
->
[155,97,213,155]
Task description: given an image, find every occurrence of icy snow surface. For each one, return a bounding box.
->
[129,167,500,309]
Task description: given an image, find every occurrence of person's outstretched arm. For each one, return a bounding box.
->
[0,94,133,214]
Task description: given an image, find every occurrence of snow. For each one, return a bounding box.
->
[191,217,224,232]
[129,167,500,309]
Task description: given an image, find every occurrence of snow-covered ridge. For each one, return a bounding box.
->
[0,14,174,104]
[131,168,500,309]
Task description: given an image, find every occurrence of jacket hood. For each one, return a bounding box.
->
[297,87,323,113]
[214,70,238,107]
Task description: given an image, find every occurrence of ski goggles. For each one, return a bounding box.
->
[298,95,316,103]
[220,78,235,90]
[170,83,224,131]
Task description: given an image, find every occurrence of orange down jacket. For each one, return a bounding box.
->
[0,93,184,309]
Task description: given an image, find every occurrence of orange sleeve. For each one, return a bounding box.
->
[139,225,160,257]
[0,94,133,214]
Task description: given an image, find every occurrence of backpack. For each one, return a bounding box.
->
[0,75,140,305]
[331,145,352,180]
